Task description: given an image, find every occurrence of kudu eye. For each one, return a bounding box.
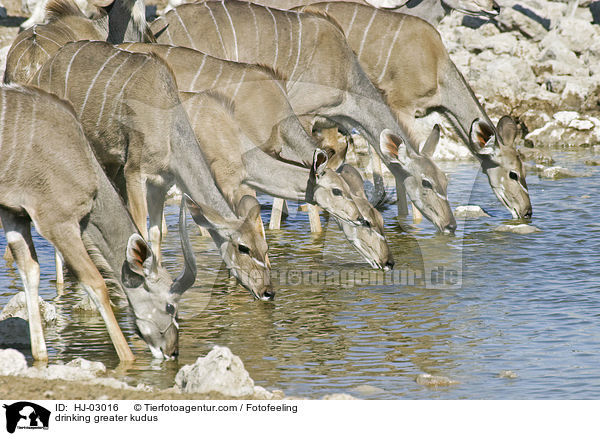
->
[422,179,433,190]
[238,244,250,254]
[166,303,176,315]
[509,171,519,181]
[359,217,371,228]
[332,188,343,197]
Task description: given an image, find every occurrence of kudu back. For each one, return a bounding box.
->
[300,2,532,219]
[0,84,195,361]
[31,40,273,300]
[119,42,394,269]
[152,0,456,233]
[238,0,499,25]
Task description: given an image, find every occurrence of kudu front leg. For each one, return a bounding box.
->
[0,211,47,361]
[51,224,135,362]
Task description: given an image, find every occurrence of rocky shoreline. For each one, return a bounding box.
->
[0,347,367,400]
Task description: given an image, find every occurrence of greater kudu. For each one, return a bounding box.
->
[180,90,395,269]
[297,2,532,219]
[0,84,196,361]
[151,1,456,233]
[118,42,394,269]
[31,40,273,300]
[4,0,153,85]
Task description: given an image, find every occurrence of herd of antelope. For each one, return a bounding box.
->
[0,0,533,362]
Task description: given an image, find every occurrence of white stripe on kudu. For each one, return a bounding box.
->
[378,17,404,82]
[231,68,247,100]
[80,50,121,118]
[34,32,62,48]
[209,62,224,89]
[7,97,22,176]
[221,1,239,62]
[64,41,92,100]
[110,57,150,122]
[346,3,359,38]
[267,7,279,68]
[204,2,227,57]
[189,54,208,89]
[96,56,130,127]
[174,8,195,50]
[247,2,260,59]
[357,8,377,59]
[290,13,302,80]
[286,13,293,64]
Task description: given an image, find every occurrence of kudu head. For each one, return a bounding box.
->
[337,164,395,270]
[184,194,273,301]
[380,126,457,234]
[121,200,196,360]
[469,116,532,219]
[306,150,393,269]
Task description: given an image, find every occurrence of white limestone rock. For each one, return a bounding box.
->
[175,346,255,397]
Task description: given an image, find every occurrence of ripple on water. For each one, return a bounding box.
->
[0,156,599,398]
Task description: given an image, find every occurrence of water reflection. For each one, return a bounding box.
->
[1,152,599,399]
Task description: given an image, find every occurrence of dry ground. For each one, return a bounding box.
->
[0,375,258,400]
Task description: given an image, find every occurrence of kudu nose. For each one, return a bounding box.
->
[523,207,533,219]
[384,260,395,271]
[261,287,276,301]
[444,222,457,234]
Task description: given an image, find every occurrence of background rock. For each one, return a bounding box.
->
[0,348,27,376]
[175,346,255,397]
[494,224,541,234]
[415,373,459,387]
[0,317,30,346]
[455,205,490,218]
[0,292,57,324]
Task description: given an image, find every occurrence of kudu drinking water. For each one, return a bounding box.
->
[295,2,533,219]
[4,0,153,85]
[151,0,457,233]
[0,84,196,361]
[179,90,395,269]
[31,40,273,300]
[117,42,394,269]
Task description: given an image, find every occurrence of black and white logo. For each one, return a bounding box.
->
[3,402,50,433]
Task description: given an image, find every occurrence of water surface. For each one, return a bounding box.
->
[1,149,598,399]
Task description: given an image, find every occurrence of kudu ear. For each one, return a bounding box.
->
[469,119,496,155]
[380,129,415,166]
[496,116,518,148]
[420,124,440,158]
[311,149,329,179]
[123,234,158,286]
[185,194,237,234]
